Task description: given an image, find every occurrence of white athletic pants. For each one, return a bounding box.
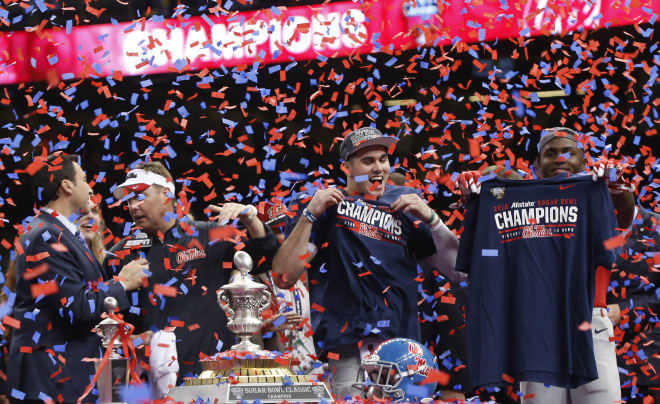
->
[520,307,621,404]
[327,337,385,399]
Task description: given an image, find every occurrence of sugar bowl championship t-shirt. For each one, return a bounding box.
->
[285,185,436,351]
[456,175,619,389]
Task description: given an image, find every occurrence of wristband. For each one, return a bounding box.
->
[425,210,438,225]
[302,208,317,223]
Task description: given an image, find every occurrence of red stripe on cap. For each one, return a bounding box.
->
[125,183,149,193]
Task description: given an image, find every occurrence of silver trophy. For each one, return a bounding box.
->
[94,297,129,404]
[217,251,272,353]
[167,251,334,403]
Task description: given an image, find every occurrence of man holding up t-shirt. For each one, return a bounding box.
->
[457,127,634,404]
[272,127,465,399]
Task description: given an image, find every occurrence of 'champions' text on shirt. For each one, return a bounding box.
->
[336,199,403,242]
[492,199,579,242]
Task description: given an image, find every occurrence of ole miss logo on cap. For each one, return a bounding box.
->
[350,127,382,147]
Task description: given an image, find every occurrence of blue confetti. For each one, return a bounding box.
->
[120,384,152,402]
[10,389,25,400]
[177,105,190,118]
[272,315,286,328]
[482,249,498,257]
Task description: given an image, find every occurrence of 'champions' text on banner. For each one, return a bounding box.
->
[0,0,655,84]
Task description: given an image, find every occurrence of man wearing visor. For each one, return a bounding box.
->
[105,161,279,387]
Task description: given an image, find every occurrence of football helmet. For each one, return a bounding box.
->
[356,338,438,402]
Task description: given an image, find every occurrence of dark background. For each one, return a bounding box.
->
[0,2,657,401]
[0,1,657,269]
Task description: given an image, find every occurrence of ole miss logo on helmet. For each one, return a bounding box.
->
[407,342,431,376]
[408,342,423,357]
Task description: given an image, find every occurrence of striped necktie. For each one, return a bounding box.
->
[74,230,89,250]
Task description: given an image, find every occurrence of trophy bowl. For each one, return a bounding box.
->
[217,251,271,353]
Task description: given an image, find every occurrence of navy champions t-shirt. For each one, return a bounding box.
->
[456,175,619,389]
[285,185,436,351]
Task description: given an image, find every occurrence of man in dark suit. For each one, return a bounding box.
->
[8,153,146,403]
[609,207,660,403]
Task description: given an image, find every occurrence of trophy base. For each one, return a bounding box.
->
[94,357,129,404]
[189,350,298,385]
[167,350,332,402]
[168,382,332,403]
[230,338,266,354]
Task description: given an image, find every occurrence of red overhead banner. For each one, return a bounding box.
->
[0,0,655,85]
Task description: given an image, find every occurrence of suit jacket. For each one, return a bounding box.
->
[610,207,660,387]
[8,212,130,403]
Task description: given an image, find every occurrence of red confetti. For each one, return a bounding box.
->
[209,226,242,242]
[2,315,21,330]
[577,321,592,331]
[30,281,58,297]
[26,251,50,262]
[604,234,627,250]
[153,284,177,297]
[170,320,185,327]
[22,262,49,280]
[420,368,450,386]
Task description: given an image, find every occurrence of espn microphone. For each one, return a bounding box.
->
[104,232,153,275]
[123,232,153,250]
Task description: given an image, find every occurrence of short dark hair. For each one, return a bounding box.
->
[31,153,80,207]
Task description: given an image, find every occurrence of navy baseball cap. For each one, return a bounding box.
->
[537,127,579,153]
[340,127,396,161]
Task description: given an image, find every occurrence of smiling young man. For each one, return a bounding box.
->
[9,153,145,403]
[456,127,634,404]
[519,127,633,404]
[535,128,634,228]
[272,127,464,399]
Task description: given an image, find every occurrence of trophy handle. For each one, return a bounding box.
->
[258,289,271,315]
[217,290,234,319]
[95,325,104,339]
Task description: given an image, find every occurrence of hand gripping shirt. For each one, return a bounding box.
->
[285,185,436,351]
[456,175,619,389]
